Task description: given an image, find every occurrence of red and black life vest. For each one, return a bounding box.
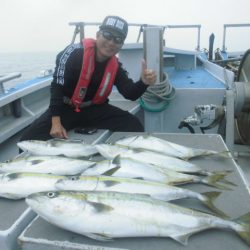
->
[71,38,119,112]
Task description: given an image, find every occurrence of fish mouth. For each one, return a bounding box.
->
[26,192,42,202]
[26,195,41,210]
[26,191,52,207]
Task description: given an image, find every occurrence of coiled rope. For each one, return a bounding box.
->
[139,73,176,112]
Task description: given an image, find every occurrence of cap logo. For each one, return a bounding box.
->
[106,17,125,31]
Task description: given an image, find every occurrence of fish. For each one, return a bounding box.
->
[82,156,231,189]
[55,174,228,217]
[94,144,232,176]
[17,139,98,158]
[0,172,67,199]
[114,134,229,160]
[0,155,95,175]
[26,191,250,245]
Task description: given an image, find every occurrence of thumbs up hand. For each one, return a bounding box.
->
[140,59,157,86]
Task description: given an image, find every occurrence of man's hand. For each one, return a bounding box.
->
[50,116,68,139]
[141,59,157,86]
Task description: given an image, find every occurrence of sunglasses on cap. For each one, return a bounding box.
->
[100,30,124,45]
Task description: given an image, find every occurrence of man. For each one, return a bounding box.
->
[20,15,156,141]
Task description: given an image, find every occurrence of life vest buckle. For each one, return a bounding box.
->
[73,100,81,112]
[74,106,81,112]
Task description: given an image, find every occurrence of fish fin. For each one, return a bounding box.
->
[58,154,66,157]
[172,233,191,245]
[84,233,113,241]
[234,212,250,224]
[30,160,44,165]
[84,162,97,170]
[200,170,236,187]
[201,175,233,190]
[102,166,121,176]
[132,193,152,199]
[188,207,215,216]
[13,152,29,160]
[201,191,229,219]
[211,150,232,159]
[103,180,119,187]
[190,150,231,160]
[233,212,250,245]
[6,172,21,180]
[112,155,121,165]
[208,170,236,187]
[87,201,114,213]
[131,148,146,153]
[132,177,144,180]
[199,170,233,177]
[217,178,237,187]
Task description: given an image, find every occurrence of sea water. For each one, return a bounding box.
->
[0,51,57,89]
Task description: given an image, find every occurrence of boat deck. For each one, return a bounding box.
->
[0,108,250,250]
[17,133,250,250]
[166,66,225,89]
[0,88,250,250]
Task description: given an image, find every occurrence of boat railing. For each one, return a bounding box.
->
[68,22,201,51]
[222,23,250,52]
[0,76,51,144]
[0,72,21,94]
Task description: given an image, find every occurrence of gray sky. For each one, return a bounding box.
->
[1,0,250,53]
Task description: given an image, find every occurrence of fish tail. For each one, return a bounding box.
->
[206,150,232,159]
[215,150,232,159]
[167,179,194,186]
[200,170,232,177]
[199,170,236,187]
[200,191,229,219]
[201,175,233,190]
[189,150,231,159]
[233,212,250,245]
[217,178,237,187]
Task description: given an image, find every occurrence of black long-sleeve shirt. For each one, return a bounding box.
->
[49,43,148,116]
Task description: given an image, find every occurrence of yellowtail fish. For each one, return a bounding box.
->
[17,139,98,158]
[95,144,231,176]
[115,134,229,160]
[55,174,228,217]
[0,172,67,199]
[26,191,250,245]
[82,156,232,189]
[0,155,95,175]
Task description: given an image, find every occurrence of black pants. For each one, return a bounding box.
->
[20,103,144,141]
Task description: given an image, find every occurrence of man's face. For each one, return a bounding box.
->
[95,29,124,61]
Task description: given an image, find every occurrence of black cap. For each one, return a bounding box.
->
[100,16,128,39]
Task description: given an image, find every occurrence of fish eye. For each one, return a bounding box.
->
[70,176,79,181]
[47,192,56,198]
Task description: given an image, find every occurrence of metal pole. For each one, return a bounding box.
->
[143,27,163,82]
[222,25,227,52]
[0,73,21,94]
[197,26,201,51]
[226,89,234,153]
[222,23,250,52]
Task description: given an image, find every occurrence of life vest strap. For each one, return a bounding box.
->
[63,96,92,110]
